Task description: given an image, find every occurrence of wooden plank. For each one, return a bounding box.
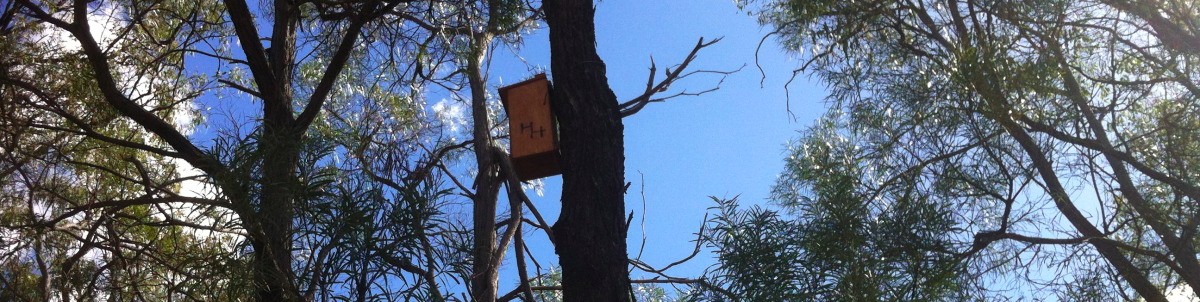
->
[500,74,561,180]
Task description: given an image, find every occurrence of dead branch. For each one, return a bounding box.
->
[527,278,737,300]
[619,37,743,117]
[628,216,707,276]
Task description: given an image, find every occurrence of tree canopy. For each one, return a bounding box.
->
[4,0,1200,301]
[703,0,1200,300]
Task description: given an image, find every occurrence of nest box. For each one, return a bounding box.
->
[499,74,561,181]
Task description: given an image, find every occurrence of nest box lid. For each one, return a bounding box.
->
[499,73,548,109]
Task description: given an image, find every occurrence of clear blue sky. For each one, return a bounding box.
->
[488,0,828,287]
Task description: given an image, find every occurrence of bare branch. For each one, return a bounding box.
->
[221,0,279,104]
[619,37,741,117]
[628,214,709,289]
[527,278,737,300]
[493,147,554,243]
[217,79,264,99]
[513,225,537,302]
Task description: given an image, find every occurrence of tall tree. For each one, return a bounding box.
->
[2,1,252,300]
[547,0,638,297]
[4,0,559,300]
[375,1,542,300]
[543,0,632,300]
[709,0,1200,300]
[0,1,428,301]
[540,1,736,299]
[2,0,731,300]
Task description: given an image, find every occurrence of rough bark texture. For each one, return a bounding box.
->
[544,0,633,301]
[254,1,300,301]
[255,128,301,302]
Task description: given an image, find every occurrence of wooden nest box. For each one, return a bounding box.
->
[499,74,561,181]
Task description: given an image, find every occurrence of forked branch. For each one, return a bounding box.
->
[619,37,742,117]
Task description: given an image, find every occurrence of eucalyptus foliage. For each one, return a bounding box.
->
[707,0,1200,300]
[0,0,535,300]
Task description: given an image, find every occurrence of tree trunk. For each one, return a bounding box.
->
[254,124,301,302]
[544,0,633,301]
[255,0,301,300]
[468,32,504,302]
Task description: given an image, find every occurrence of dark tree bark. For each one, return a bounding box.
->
[544,0,633,301]
[225,0,303,300]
